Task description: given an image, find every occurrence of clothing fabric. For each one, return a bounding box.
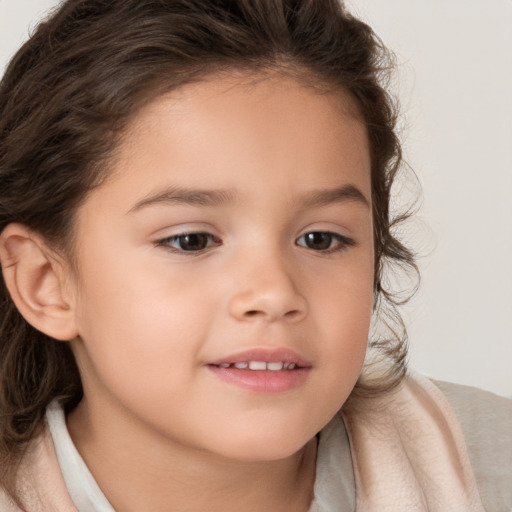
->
[1,373,510,511]
[342,373,484,511]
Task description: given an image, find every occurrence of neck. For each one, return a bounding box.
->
[67,398,317,512]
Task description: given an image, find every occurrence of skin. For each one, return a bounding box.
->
[62,74,375,511]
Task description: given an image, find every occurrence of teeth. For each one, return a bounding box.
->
[248,361,267,370]
[267,362,284,371]
[217,361,297,371]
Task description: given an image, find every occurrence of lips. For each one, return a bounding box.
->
[216,361,298,371]
[206,348,312,393]
[207,347,311,368]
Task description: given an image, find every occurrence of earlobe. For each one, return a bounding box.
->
[0,223,78,341]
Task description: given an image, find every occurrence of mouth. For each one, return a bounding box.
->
[210,361,301,371]
[206,348,311,393]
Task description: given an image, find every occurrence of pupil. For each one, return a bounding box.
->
[180,233,207,251]
[306,232,332,250]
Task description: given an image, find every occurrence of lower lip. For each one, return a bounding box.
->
[207,366,311,393]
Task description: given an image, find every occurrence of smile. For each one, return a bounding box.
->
[206,348,311,393]
[214,361,298,371]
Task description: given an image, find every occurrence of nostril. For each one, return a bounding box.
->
[243,308,302,320]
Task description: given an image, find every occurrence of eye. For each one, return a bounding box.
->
[296,231,355,253]
[155,232,221,252]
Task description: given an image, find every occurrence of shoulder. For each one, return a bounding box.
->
[0,488,21,512]
[433,379,512,511]
[0,413,78,512]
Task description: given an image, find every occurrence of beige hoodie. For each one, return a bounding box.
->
[1,372,510,511]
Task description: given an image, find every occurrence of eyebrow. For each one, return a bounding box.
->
[128,183,370,213]
[300,184,370,209]
[128,186,237,213]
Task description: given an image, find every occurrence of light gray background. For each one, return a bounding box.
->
[1,0,511,397]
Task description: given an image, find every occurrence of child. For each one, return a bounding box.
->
[0,0,510,510]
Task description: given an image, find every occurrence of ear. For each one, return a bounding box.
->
[0,223,78,341]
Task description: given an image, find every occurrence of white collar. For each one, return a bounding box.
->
[46,401,355,512]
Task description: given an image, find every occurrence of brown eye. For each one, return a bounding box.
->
[176,233,210,251]
[304,232,332,250]
[157,232,220,252]
[296,231,355,252]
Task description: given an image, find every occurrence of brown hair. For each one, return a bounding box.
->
[0,0,416,494]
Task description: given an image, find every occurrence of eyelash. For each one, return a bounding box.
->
[296,231,355,254]
[154,232,221,253]
[154,231,355,255]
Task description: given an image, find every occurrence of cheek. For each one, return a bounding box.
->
[75,245,210,334]
[311,255,374,385]
[71,255,214,396]
[320,296,371,375]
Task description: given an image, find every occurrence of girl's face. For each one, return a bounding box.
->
[67,74,374,462]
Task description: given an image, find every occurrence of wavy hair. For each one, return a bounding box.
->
[0,0,417,496]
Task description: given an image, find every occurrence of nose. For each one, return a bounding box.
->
[228,253,308,323]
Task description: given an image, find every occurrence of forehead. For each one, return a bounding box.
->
[102,73,371,205]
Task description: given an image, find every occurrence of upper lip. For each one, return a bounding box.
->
[207,347,312,368]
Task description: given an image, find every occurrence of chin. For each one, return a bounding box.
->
[210,426,317,463]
